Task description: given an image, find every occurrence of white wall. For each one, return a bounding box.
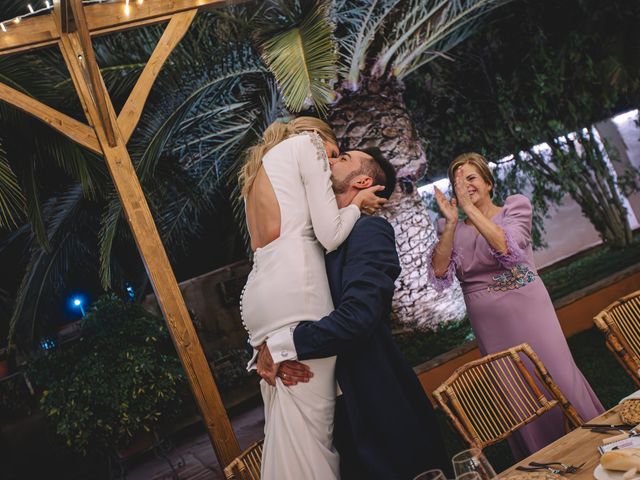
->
[532,194,602,268]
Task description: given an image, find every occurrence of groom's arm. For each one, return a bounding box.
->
[257,217,400,384]
[293,216,400,360]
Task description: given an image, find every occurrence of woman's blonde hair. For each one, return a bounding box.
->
[448,152,495,197]
[239,116,338,197]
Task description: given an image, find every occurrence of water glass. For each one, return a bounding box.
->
[413,469,447,480]
[452,448,496,480]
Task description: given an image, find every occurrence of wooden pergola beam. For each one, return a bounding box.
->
[0,0,228,56]
[0,0,247,467]
[0,0,246,467]
[69,0,117,147]
[118,10,197,143]
[51,0,241,466]
[0,82,101,154]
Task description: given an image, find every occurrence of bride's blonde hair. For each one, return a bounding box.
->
[239,117,338,197]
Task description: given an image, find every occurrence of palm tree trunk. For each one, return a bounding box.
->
[329,78,466,328]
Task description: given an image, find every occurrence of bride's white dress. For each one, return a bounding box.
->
[240,132,360,480]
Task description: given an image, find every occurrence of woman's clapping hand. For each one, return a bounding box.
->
[453,167,473,209]
[434,186,458,225]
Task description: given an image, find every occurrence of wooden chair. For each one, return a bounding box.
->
[223,439,264,480]
[594,289,640,387]
[433,343,583,449]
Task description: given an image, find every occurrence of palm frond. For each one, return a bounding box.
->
[34,132,108,201]
[149,163,213,255]
[98,196,122,290]
[129,49,265,181]
[21,157,50,252]
[0,140,26,229]
[332,0,401,90]
[260,2,337,115]
[0,43,72,119]
[372,0,509,80]
[8,184,87,346]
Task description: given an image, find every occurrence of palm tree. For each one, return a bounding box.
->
[258,0,507,326]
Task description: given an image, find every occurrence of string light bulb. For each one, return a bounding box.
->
[0,0,109,34]
[137,0,144,4]
[124,0,130,16]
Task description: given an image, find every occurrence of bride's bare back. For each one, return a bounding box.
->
[246,166,281,252]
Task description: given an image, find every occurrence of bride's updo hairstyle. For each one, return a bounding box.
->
[240,116,338,197]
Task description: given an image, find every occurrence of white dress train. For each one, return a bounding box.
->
[240,132,360,480]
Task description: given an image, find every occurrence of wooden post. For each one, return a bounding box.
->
[46,0,241,466]
[0,1,243,466]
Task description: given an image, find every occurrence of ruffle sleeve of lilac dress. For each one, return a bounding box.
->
[487,196,531,268]
[427,218,461,293]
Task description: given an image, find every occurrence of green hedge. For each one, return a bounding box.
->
[541,234,640,300]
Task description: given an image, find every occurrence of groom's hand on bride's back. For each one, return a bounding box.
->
[277,361,313,387]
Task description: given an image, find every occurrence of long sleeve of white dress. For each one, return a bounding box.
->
[264,134,361,363]
[295,134,360,253]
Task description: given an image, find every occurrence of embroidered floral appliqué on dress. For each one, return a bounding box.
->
[487,264,536,292]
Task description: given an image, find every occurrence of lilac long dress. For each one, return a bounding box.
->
[429,194,604,459]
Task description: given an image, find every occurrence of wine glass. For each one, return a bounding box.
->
[413,469,447,480]
[452,448,496,480]
[457,472,482,480]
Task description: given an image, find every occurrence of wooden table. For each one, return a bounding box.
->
[499,405,623,479]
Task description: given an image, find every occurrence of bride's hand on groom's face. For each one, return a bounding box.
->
[353,186,387,215]
[278,361,313,387]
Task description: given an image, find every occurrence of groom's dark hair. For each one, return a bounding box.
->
[353,147,396,199]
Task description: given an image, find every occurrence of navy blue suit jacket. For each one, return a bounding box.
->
[293,216,447,480]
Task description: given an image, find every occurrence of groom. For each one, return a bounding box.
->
[257,148,448,479]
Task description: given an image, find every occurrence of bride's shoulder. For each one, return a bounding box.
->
[263,132,318,159]
[288,131,324,151]
[286,132,328,167]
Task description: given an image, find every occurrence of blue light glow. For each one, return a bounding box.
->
[70,295,86,316]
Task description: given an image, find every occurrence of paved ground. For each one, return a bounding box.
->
[127,405,265,480]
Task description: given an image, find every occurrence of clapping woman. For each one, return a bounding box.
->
[429,152,604,458]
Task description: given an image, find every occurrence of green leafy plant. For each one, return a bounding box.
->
[27,294,190,456]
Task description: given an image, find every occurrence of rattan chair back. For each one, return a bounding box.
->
[223,439,264,480]
[594,289,640,387]
[433,343,583,449]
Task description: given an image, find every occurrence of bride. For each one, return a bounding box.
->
[239,116,385,479]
